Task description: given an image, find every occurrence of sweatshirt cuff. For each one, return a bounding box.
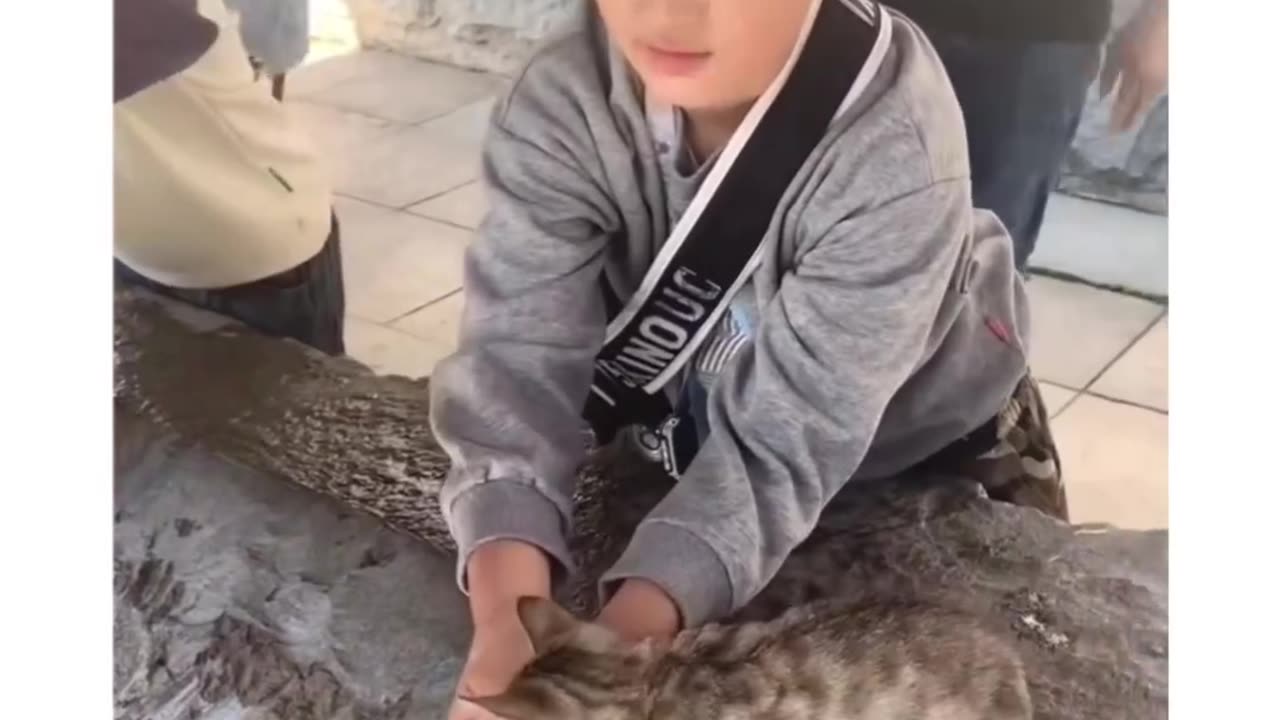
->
[600,520,733,628]
[447,480,575,594]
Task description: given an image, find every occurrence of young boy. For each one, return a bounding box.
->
[430,2,1064,716]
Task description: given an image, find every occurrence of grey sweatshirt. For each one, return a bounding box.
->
[430,7,1031,627]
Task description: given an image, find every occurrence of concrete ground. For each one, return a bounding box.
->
[287,46,1168,532]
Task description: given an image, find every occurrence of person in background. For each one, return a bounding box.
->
[886,0,1169,270]
[114,0,344,354]
[1098,0,1168,133]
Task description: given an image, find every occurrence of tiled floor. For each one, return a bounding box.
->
[1032,194,1169,297]
[291,47,1168,531]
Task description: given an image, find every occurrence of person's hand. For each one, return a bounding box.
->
[596,578,681,642]
[1100,0,1168,133]
[449,602,536,720]
[447,540,552,720]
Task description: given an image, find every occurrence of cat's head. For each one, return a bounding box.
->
[461,596,659,720]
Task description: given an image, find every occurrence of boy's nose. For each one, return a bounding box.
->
[635,0,709,46]
[642,0,708,25]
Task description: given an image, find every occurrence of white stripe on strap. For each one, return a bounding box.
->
[636,5,894,393]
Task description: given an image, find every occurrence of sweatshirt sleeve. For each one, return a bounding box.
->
[601,178,972,626]
[430,98,620,591]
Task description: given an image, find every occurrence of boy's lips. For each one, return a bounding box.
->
[638,44,712,76]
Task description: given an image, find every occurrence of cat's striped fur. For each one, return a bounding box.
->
[464,596,1032,720]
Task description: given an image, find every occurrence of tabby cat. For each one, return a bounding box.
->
[463,596,1032,720]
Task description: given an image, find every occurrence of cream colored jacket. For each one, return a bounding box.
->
[114,0,332,289]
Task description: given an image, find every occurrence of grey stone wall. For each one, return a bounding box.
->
[115,289,1167,719]
[345,0,578,75]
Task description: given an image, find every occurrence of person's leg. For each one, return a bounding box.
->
[901,373,1066,521]
[952,375,1068,521]
[927,33,1099,270]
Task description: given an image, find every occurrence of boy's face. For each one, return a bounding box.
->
[596,0,812,111]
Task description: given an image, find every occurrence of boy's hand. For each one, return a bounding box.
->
[448,540,551,720]
[449,603,535,720]
[1100,0,1168,133]
[596,578,681,642]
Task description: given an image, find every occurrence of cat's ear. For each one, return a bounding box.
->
[516,596,580,655]
[461,687,546,720]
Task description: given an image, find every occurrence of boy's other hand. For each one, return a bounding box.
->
[449,603,534,720]
[1100,0,1168,133]
[449,540,551,720]
[597,578,681,642]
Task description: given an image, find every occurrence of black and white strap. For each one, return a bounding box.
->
[584,0,894,467]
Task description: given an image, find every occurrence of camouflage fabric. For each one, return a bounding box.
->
[960,375,1068,521]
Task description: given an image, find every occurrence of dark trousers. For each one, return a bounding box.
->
[115,215,346,355]
[928,33,1100,270]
